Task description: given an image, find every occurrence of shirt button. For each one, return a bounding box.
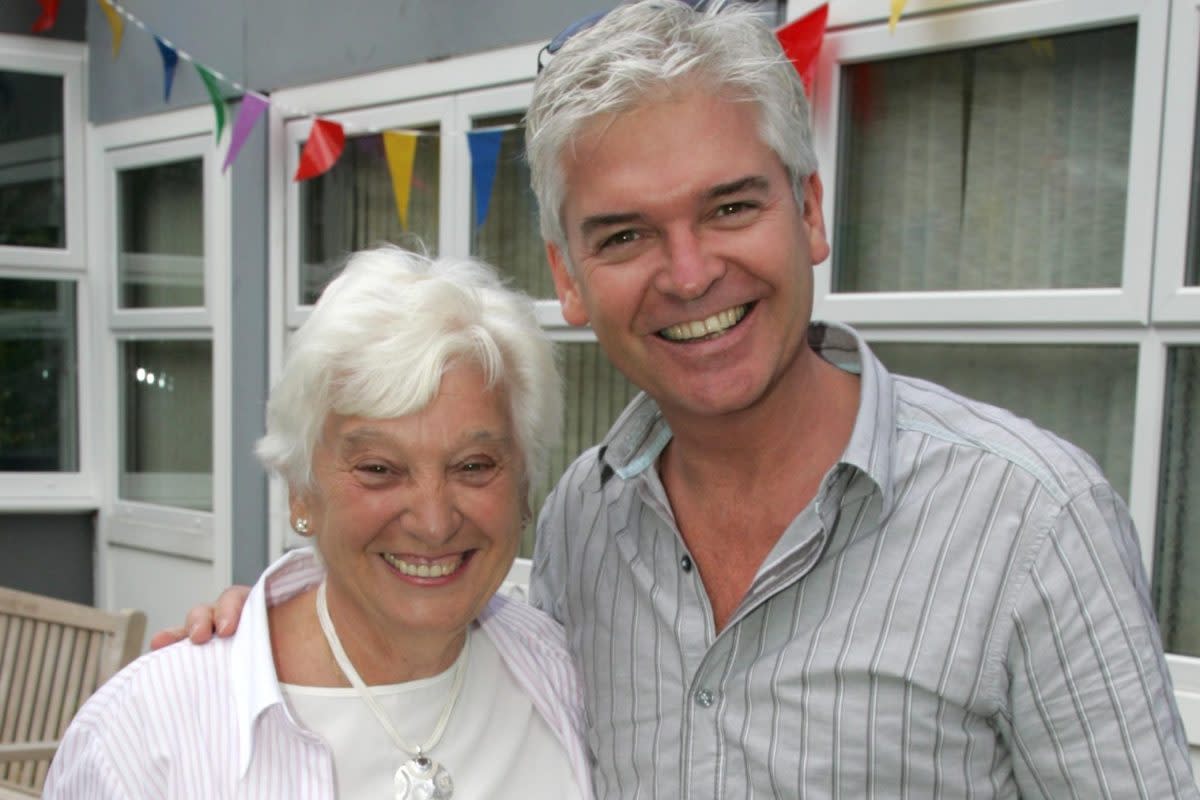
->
[696,689,714,708]
[680,555,693,572]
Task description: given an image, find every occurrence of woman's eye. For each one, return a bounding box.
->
[357,463,390,476]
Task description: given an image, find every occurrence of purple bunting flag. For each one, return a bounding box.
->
[222,92,270,173]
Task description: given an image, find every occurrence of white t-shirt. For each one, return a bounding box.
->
[282,627,582,799]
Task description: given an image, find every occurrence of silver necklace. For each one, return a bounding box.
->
[315,580,467,800]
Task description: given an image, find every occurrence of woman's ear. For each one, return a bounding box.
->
[288,489,314,537]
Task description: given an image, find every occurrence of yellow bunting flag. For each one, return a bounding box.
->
[889,0,907,33]
[97,0,125,57]
[383,131,418,229]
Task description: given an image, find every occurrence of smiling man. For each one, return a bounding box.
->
[524,1,1198,797]
[165,1,1197,797]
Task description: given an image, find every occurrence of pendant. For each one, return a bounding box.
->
[394,755,454,800]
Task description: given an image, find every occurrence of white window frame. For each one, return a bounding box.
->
[808,0,1167,327]
[1152,0,1200,322]
[89,107,232,598]
[0,36,93,509]
[0,34,86,273]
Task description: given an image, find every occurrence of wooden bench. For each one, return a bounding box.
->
[0,586,146,798]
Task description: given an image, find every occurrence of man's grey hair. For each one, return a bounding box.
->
[525,0,819,265]
[256,246,562,492]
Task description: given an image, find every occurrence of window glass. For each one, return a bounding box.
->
[1153,346,1200,656]
[869,342,1136,498]
[118,159,204,308]
[119,339,212,511]
[836,25,1135,292]
[1187,74,1200,287]
[522,341,638,557]
[471,113,554,299]
[0,278,77,471]
[299,129,439,305]
[0,71,65,249]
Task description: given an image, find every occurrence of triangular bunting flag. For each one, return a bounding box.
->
[889,0,908,33]
[96,0,125,57]
[195,64,228,142]
[294,118,345,182]
[467,130,503,229]
[223,92,270,173]
[775,4,828,96]
[383,131,418,229]
[155,37,180,103]
[31,0,60,33]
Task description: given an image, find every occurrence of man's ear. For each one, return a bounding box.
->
[802,173,831,266]
[546,242,590,327]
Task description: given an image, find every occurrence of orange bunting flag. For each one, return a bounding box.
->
[294,118,345,182]
[775,4,828,96]
[383,131,418,229]
[889,0,908,33]
[97,0,125,57]
[31,0,60,33]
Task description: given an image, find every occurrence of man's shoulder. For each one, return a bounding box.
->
[891,372,1108,501]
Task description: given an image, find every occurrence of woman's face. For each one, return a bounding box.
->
[293,363,525,652]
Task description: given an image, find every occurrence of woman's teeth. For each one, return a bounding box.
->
[382,553,463,578]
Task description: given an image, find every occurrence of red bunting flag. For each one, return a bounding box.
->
[31,0,61,33]
[775,3,828,96]
[294,118,345,181]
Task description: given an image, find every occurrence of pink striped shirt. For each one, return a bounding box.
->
[43,548,593,799]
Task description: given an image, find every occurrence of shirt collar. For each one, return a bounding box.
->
[597,321,898,515]
[230,547,326,779]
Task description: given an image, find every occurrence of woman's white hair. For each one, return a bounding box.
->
[526,0,818,266]
[256,246,562,491]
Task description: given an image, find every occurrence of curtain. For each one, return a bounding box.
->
[836,25,1135,292]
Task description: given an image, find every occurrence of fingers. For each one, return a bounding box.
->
[184,604,219,644]
[149,626,187,651]
[212,585,253,638]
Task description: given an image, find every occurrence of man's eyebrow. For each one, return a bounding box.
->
[579,212,644,238]
[707,175,770,200]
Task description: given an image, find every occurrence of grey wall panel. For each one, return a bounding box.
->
[244,0,595,92]
[229,96,269,584]
[0,3,85,41]
[0,513,94,604]
[88,0,595,124]
[88,0,246,125]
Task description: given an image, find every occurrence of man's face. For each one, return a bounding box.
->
[547,87,830,423]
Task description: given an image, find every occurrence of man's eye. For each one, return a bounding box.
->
[599,229,639,250]
[358,464,390,475]
[714,201,753,217]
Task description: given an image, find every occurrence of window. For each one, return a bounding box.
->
[0,36,88,508]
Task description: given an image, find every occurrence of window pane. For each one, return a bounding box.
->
[119,339,212,511]
[522,341,639,557]
[0,278,77,470]
[1153,346,1200,656]
[868,342,1136,498]
[118,159,204,308]
[0,71,65,248]
[299,130,439,305]
[1187,76,1200,287]
[836,25,1135,292]
[471,113,554,299]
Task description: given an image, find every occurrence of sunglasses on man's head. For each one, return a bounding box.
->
[536,0,726,73]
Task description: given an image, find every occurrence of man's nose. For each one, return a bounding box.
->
[656,227,724,300]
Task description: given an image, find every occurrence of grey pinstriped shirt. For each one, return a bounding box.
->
[531,322,1197,799]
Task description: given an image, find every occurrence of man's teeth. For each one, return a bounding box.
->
[382,553,463,578]
[660,305,748,342]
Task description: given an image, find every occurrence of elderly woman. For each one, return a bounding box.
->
[44,247,591,799]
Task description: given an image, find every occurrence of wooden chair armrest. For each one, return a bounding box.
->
[0,741,57,762]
